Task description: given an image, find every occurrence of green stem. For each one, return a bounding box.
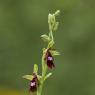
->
[37,51,47,95]
[37,85,42,95]
[49,30,54,41]
[37,23,54,95]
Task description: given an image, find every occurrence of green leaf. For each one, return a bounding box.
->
[22,75,33,80]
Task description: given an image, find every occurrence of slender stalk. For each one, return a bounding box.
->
[37,85,42,95]
[37,51,47,95]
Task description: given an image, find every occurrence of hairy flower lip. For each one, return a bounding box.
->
[45,48,55,69]
[29,73,39,92]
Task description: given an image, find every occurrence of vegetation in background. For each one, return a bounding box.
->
[0,0,95,95]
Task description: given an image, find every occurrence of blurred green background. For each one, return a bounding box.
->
[0,0,95,95]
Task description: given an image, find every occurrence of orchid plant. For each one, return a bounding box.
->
[22,10,60,95]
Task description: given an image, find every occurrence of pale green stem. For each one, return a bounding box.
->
[50,30,54,41]
[37,51,47,95]
[37,85,42,95]
[37,25,54,95]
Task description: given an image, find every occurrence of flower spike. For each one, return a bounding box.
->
[23,10,61,95]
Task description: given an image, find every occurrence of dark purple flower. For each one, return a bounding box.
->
[29,74,38,92]
[45,49,55,69]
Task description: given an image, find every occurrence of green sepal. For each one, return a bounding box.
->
[48,10,60,32]
[49,50,60,56]
[22,75,33,80]
[53,22,59,31]
[22,74,42,81]
[48,14,55,31]
[54,10,60,16]
[48,14,55,25]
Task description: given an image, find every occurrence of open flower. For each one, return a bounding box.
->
[44,48,60,69]
[45,49,55,69]
[23,73,39,92]
[23,64,41,93]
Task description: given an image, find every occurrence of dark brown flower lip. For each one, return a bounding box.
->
[29,74,38,92]
[30,80,37,92]
[45,48,55,69]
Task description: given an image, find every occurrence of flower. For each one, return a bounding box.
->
[23,73,40,93]
[45,49,55,69]
[23,64,41,93]
[29,73,39,92]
